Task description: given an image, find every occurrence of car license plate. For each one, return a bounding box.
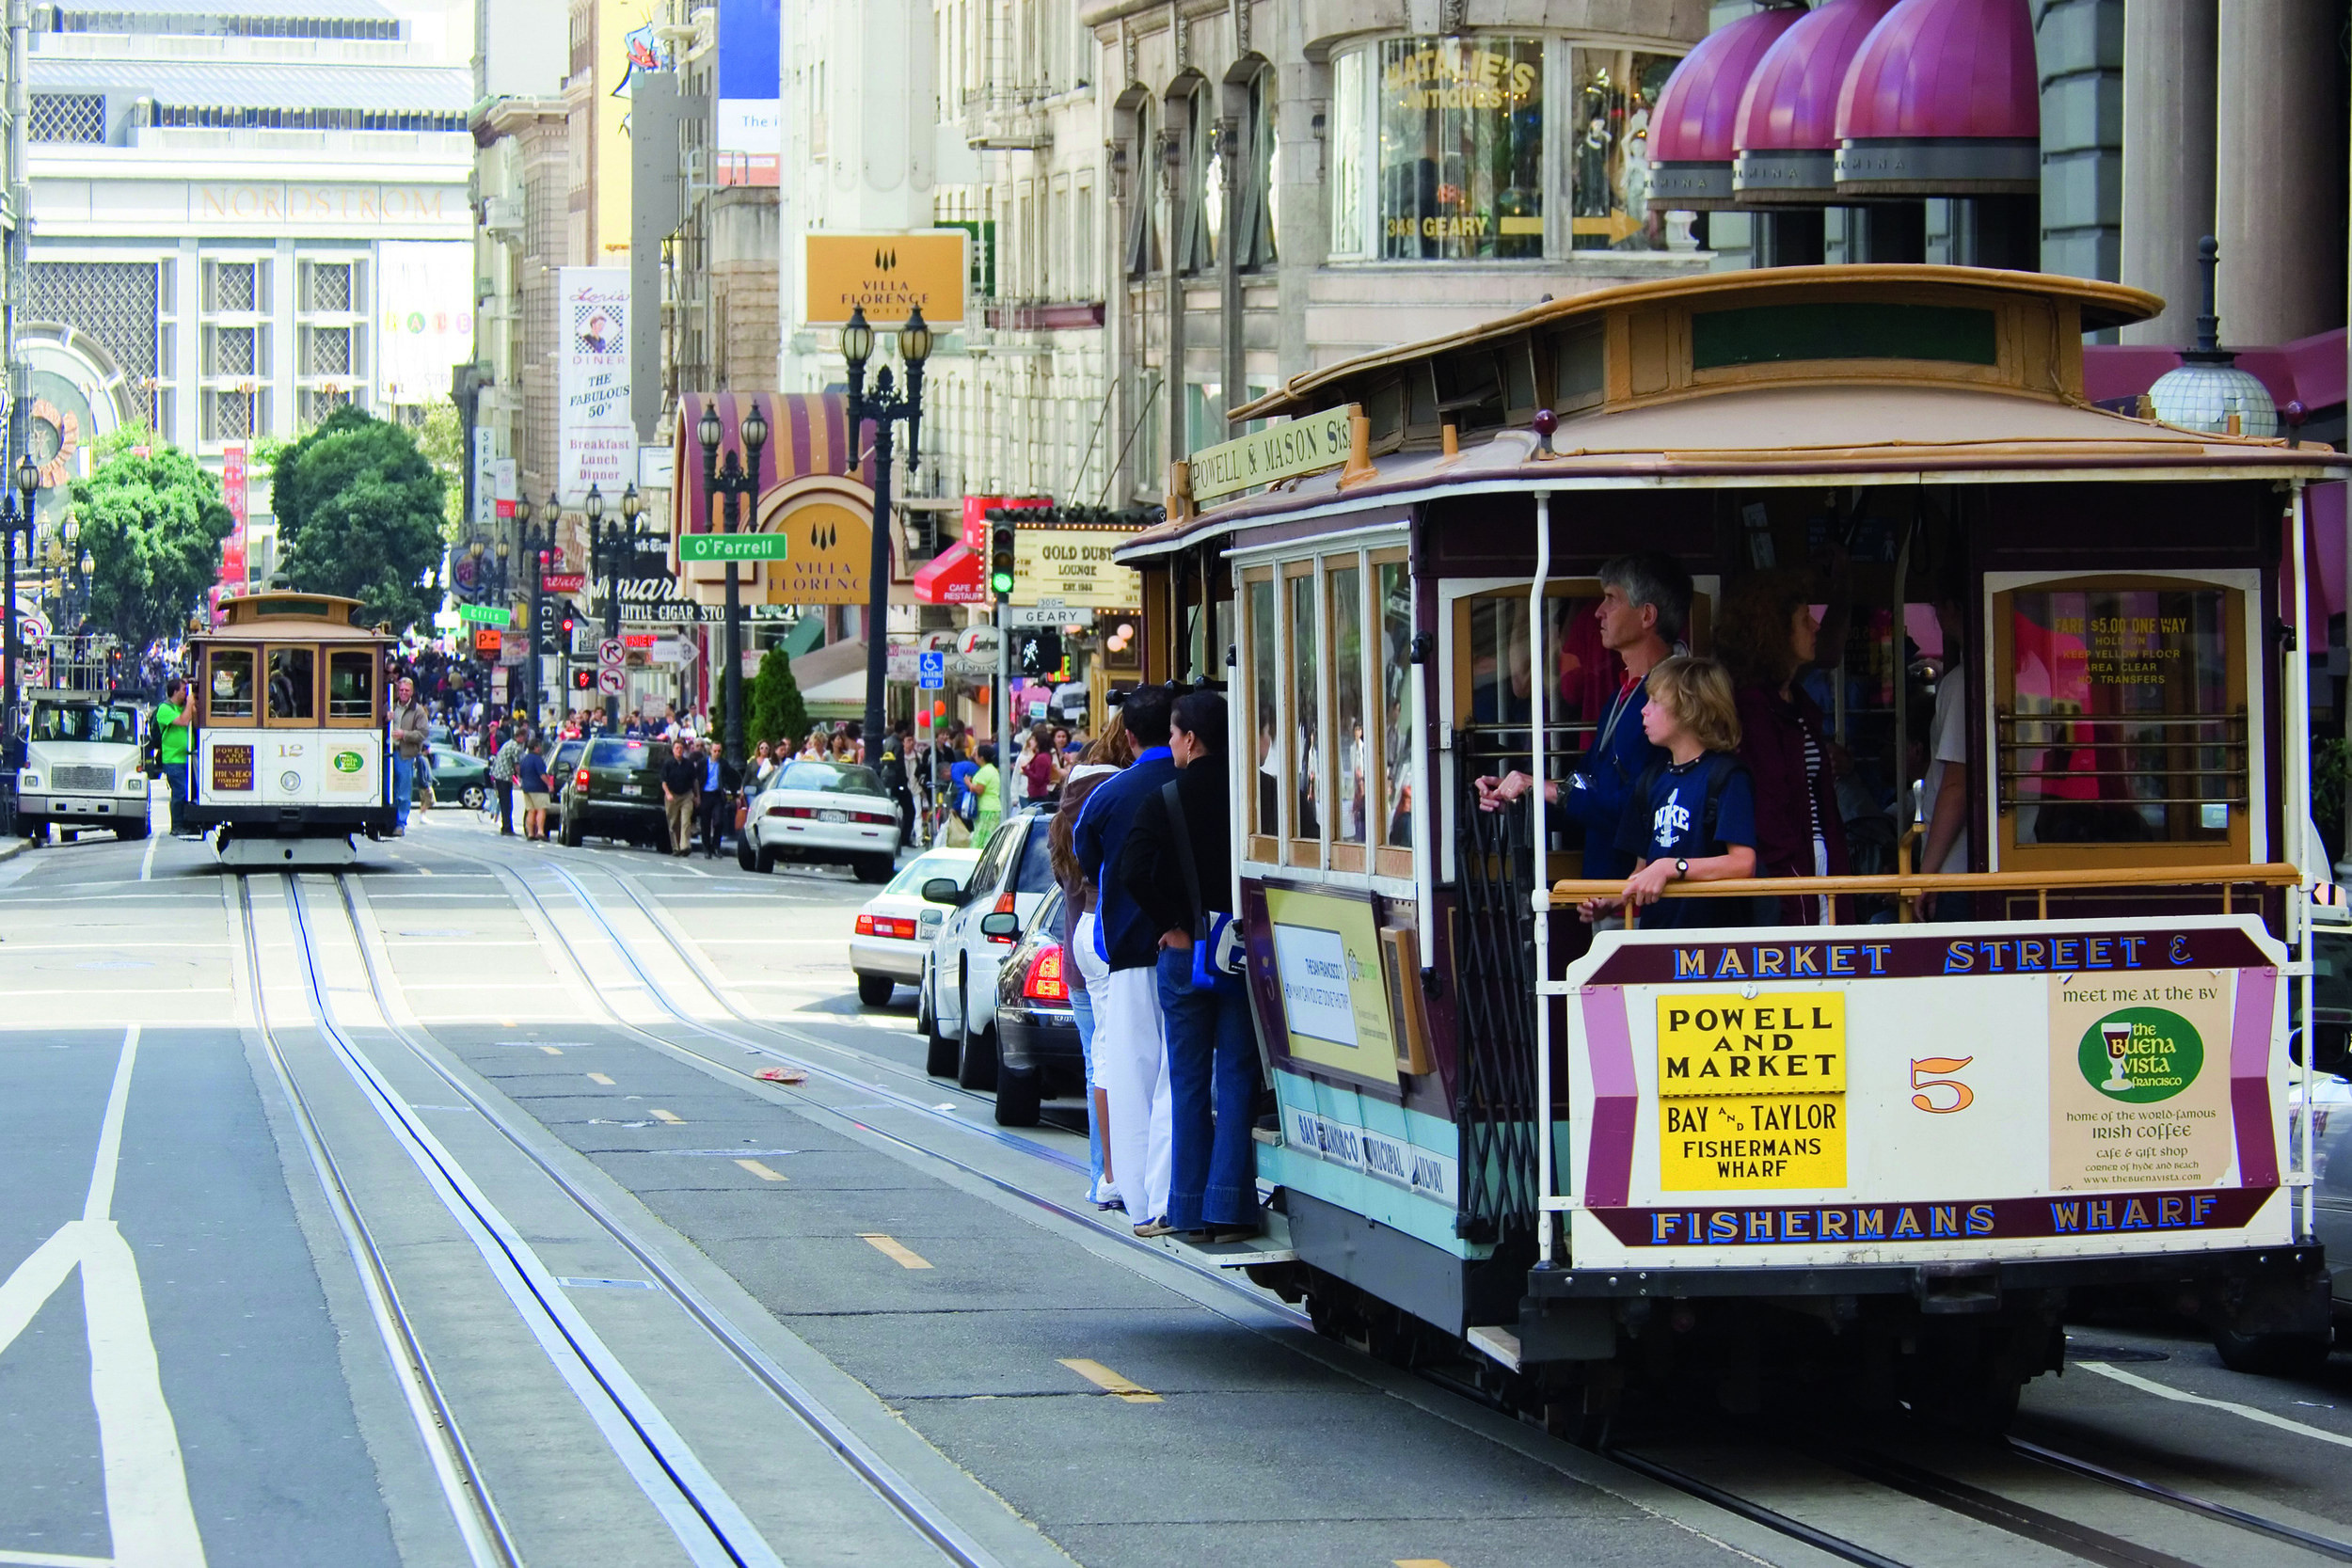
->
[818,809,848,823]
[622,784,643,796]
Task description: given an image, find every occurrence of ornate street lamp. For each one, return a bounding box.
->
[839,306,874,476]
[590,482,647,725]
[843,314,930,766]
[697,402,769,769]
[1,452,39,775]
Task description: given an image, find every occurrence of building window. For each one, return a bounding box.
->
[202,388,258,442]
[29,92,104,144]
[1183,87,1215,275]
[28,261,158,380]
[307,261,351,313]
[206,260,259,314]
[300,388,352,430]
[307,325,351,376]
[208,325,256,376]
[1124,100,1156,278]
[1234,69,1277,272]
[1568,48,1677,252]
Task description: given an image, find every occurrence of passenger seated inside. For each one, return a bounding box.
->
[1575,655,1757,930]
[267,649,314,721]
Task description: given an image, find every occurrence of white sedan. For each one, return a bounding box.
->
[851,846,980,1006]
[738,760,904,881]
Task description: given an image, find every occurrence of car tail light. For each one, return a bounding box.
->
[855,912,875,935]
[1022,945,1068,1002]
[987,891,1018,942]
[769,804,815,818]
[575,768,592,791]
[853,809,897,825]
[856,913,915,939]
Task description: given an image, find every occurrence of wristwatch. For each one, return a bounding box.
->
[1673,858,1690,879]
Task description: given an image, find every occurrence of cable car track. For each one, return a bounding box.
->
[391,838,2352,1568]
[249,871,1005,1568]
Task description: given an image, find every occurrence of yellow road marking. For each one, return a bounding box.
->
[1057,1357,1159,1402]
[859,1233,934,1270]
[538,1045,563,1055]
[587,1072,614,1085]
[498,1019,517,1027]
[736,1159,787,1182]
[416,865,434,876]
[649,1108,684,1124]
[1396,1560,1456,1567]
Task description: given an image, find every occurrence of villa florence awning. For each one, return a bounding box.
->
[1646,5,1806,211]
[1833,0,2040,197]
[1733,0,1901,202]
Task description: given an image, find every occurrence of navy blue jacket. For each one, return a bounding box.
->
[1560,674,1668,881]
[1072,746,1180,972]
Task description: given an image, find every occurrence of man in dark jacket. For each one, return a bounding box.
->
[660,737,700,856]
[1072,684,1181,1232]
[1119,689,1258,1240]
[695,736,742,858]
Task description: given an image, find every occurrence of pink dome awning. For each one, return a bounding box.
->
[1833,0,2041,196]
[1647,5,1807,211]
[1733,0,1901,202]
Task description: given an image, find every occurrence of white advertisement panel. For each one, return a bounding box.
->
[1562,916,2292,1272]
[377,240,473,405]
[558,265,633,500]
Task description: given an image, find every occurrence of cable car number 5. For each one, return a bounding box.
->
[1911,1056,1974,1114]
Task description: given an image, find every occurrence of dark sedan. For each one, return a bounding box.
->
[987,884,1083,1127]
[418,745,491,809]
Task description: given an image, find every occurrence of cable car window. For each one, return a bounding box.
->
[326,650,374,721]
[1329,561,1367,864]
[206,647,255,721]
[266,647,316,721]
[1996,579,2246,861]
[1375,556,1415,856]
[1245,569,1278,853]
[1287,565,1322,860]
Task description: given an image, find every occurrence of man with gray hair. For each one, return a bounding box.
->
[1477,552,1692,880]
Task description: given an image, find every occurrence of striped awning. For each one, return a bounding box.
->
[671,391,870,536]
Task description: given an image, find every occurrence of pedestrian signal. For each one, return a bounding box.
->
[570,668,596,690]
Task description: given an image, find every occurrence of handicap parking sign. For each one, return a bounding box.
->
[917,650,946,689]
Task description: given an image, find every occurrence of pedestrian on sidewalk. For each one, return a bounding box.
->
[489,723,523,835]
[661,736,699,855]
[515,729,553,841]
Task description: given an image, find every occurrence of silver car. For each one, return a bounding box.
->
[917,810,1057,1090]
[850,846,980,1006]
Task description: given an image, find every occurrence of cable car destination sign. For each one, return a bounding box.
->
[1188,404,1356,503]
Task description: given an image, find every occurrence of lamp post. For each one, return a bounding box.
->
[696,402,769,770]
[592,483,644,728]
[840,307,873,476]
[845,312,930,767]
[0,454,38,770]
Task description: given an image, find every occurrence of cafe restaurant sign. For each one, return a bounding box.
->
[1189,404,1357,504]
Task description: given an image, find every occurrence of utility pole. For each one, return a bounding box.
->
[4,0,28,773]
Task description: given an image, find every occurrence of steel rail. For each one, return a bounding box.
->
[319,870,1012,1568]
[232,877,521,1568]
[2010,1434,2352,1562]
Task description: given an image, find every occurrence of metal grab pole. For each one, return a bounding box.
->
[1530,492,1554,1266]
[2290,479,2314,1242]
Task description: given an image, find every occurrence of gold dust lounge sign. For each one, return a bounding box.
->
[804,233,968,326]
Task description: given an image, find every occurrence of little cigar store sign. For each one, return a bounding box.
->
[1564,917,2290,1270]
[1188,404,1356,503]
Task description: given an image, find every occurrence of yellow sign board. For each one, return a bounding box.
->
[1188,404,1356,503]
[1012,530,1142,610]
[1263,887,1399,1088]
[1657,992,1846,1190]
[804,232,969,326]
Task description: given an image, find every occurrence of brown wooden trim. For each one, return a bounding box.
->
[1374,846,1413,879]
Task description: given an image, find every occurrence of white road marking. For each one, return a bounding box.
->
[0,1546,117,1565]
[139,822,160,882]
[2075,1359,2352,1450]
[0,1027,207,1565]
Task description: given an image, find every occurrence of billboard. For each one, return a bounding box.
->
[218,446,247,589]
[377,241,473,406]
[715,0,781,187]
[804,232,969,326]
[558,266,633,500]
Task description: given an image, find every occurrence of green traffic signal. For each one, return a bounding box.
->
[988,519,1016,600]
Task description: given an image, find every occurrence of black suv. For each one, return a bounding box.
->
[557,736,667,847]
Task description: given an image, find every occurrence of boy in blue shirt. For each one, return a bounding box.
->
[1578,655,1757,931]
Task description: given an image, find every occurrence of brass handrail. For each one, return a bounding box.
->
[1546,862,2305,923]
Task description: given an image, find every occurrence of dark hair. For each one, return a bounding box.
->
[1120,682,1175,746]
[1170,689,1227,757]
[977,743,996,764]
[1716,569,1814,690]
[1598,553,1695,642]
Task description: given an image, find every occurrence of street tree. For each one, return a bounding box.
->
[748,644,808,748]
[273,405,447,630]
[70,427,234,650]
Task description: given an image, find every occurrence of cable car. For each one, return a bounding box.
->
[183,592,396,865]
[1120,264,2344,1429]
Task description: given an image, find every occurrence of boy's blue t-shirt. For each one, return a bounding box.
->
[1614,752,1756,931]
[517,751,549,794]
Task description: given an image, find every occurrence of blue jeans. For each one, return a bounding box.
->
[161,762,188,823]
[1156,946,1259,1230]
[391,752,414,828]
[1071,985,1105,1199]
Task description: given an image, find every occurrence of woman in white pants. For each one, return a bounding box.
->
[1087,928,1171,1227]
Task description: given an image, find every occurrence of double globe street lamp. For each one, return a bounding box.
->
[586,483,645,727]
[696,402,768,771]
[839,304,930,766]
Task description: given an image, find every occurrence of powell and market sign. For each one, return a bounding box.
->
[1188,404,1356,503]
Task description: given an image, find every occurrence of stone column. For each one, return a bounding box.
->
[2120,0,2216,344]
[2216,0,2341,345]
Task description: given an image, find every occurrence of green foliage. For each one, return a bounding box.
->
[414,402,467,542]
[70,425,233,650]
[2318,736,2348,868]
[272,405,448,630]
[748,643,808,748]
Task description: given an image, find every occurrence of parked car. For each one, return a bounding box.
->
[738,759,900,881]
[850,846,981,1006]
[546,737,587,805]
[557,736,667,847]
[418,744,490,810]
[917,809,1056,1090]
[988,883,1082,1126]
[17,690,150,842]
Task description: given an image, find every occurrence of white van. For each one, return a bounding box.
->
[18,690,151,840]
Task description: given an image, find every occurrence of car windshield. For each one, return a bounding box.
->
[588,739,653,768]
[884,850,978,895]
[774,761,884,797]
[31,703,135,744]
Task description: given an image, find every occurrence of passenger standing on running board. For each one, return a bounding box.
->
[155,676,194,837]
[389,676,430,837]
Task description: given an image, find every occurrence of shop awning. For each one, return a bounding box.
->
[913,542,987,605]
[671,391,871,539]
[1647,5,1806,211]
[1734,0,1901,203]
[1834,0,2040,197]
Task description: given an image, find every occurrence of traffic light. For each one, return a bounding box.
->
[570,668,596,691]
[988,517,1016,599]
[1017,628,1063,677]
[561,611,577,640]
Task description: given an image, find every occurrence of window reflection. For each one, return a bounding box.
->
[1569,49,1677,251]
[1377,562,1414,847]
[1330,564,1366,846]
[327,650,374,720]
[1377,36,1545,261]
[267,647,315,721]
[1248,575,1278,837]
[1289,573,1320,841]
[208,648,255,720]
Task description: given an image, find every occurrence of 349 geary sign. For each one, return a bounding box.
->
[1188,404,1357,503]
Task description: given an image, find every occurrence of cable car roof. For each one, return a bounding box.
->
[203,592,392,640]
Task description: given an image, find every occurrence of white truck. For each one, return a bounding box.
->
[18,689,151,841]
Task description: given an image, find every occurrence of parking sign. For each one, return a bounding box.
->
[917,651,946,689]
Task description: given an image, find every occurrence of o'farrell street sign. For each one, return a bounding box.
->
[679,533,790,563]
[1189,404,1356,504]
[458,604,512,626]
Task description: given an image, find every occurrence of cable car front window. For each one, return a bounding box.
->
[207,648,255,721]
[267,647,316,721]
[327,650,375,721]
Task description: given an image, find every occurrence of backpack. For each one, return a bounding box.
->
[1629,752,1750,862]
